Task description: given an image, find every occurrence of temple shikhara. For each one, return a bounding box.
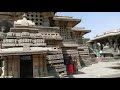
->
[0,12,91,78]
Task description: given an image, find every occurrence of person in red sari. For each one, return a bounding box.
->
[67,56,74,75]
[68,63,74,74]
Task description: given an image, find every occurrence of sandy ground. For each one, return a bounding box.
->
[73,60,120,78]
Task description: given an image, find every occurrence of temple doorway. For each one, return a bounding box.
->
[20,55,33,78]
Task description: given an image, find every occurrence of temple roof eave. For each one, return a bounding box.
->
[0,51,47,56]
[91,29,120,42]
[53,16,81,28]
[53,18,81,22]
[71,28,91,36]
[0,47,58,56]
[91,32,120,41]
[53,16,81,21]
[71,28,91,33]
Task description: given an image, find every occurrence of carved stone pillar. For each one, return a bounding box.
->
[94,41,98,50]
[100,43,103,50]
[108,37,113,48]
[43,54,48,76]
[114,38,118,51]
[1,57,7,77]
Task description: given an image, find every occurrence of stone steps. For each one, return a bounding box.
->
[78,44,93,67]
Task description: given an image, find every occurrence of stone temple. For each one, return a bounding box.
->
[0,12,91,78]
[88,29,120,62]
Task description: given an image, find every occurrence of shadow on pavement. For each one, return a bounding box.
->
[106,66,120,70]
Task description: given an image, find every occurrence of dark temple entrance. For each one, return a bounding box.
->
[20,55,33,78]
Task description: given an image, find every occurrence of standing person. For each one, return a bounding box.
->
[67,56,74,75]
[73,57,78,74]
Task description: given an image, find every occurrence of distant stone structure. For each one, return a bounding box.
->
[88,29,120,62]
[0,12,91,78]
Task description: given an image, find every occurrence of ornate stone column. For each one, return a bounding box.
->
[108,37,113,48]
[1,57,7,77]
[99,43,103,50]
[93,41,100,57]
[43,54,48,76]
[113,37,118,51]
[93,42,96,50]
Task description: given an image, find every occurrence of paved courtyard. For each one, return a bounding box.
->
[73,60,120,78]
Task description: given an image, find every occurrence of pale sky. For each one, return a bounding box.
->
[56,12,120,39]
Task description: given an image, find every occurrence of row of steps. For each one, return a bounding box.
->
[78,44,93,67]
[47,49,67,78]
[62,48,81,69]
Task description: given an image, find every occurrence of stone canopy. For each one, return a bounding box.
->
[14,13,35,27]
